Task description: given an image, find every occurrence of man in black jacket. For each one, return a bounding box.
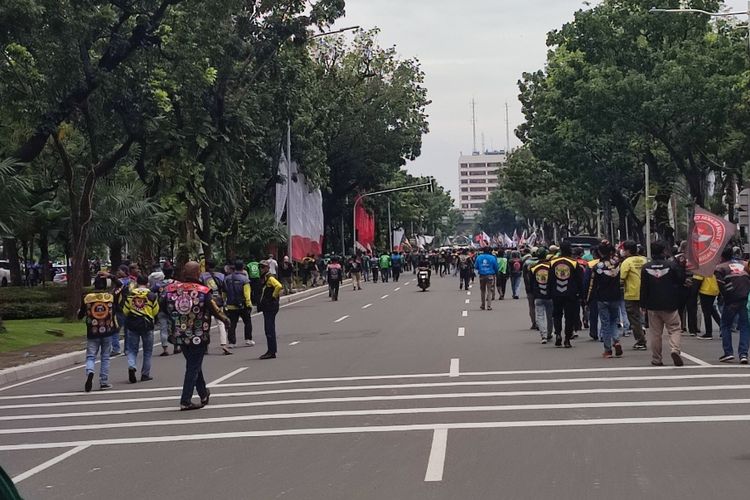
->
[714,246,750,364]
[640,241,684,367]
[549,242,584,348]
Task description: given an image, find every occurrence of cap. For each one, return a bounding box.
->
[259,260,269,267]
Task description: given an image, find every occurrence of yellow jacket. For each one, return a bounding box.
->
[620,255,648,301]
[695,274,720,296]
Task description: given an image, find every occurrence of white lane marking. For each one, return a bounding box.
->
[0,365,738,402]
[362,303,373,309]
[449,359,460,378]
[394,287,401,291]
[424,428,448,482]
[467,291,471,296]
[404,282,411,285]
[334,315,350,323]
[9,414,750,452]
[208,368,248,387]
[462,311,468,317]
[465,299,470,304]
[289,341,300,346]
[7,376,750,410]
[381,294,389,299]
[0,287,340,393]
[457,327,465,337]
[12,445,90,483]
[682,352,711,367]
[13,398,750,434]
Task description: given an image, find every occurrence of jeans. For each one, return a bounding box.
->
[112,312,125,353]
[720,302,750,358]
[598,301,621,352]
[381,268,391,282]
[126,329,154,376]
[157,312,170,347]
[479,275,495,308]
[263,309,278,354]
[510,275,522,298]
[535,298,553,339]
[497,276,508,298]
[619,300,630,332]
[180,343,208,406]
[527,293,537,328]
[226,308,253,344]
[280,277,293,295]
[625,300,646,344]
[86,336,112,383]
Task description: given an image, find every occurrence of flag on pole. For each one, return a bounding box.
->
[274,149,289,223]
[686,206,736,276]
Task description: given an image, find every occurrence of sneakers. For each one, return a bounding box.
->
[719,354,735,363]
[110,351,121,357]
[613,342,623,358]
[698,334,713,340]
[602,351,613,359]
[180,402,203,411]
[541,338,548,344]
[555,336,563,347]
[671,352,684,367]
[651,360,664,367]
[100,383,112,390]
[159,350,169,357]
[128,367,137,384]
[741,356,749,365]
[487,305,492,311]
[245,340,255,347]
[140,375,153,382]
[259,352,276,360]
[622,330,632,337]
[633,342,647,351]
[480,305,485,310]
[85,372,94,393]
[563,340,572,349]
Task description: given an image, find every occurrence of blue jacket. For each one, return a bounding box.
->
[475,254,499,276]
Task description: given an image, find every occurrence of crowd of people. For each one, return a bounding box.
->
[462,239,750,367]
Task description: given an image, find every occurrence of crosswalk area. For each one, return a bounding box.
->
[3,361,750,490]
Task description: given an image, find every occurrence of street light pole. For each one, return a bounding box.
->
[651,3,750,53]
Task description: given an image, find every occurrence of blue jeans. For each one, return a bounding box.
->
[86,336,112,384]
[157,312,169,347]
[510,275,522,298]
[181,343,208,406]
[619,300,630,331]
[126,329,154,376]
[598,301,621,352]
[535,298,554,339]
[720,302,750,358]
[111,312,125,353]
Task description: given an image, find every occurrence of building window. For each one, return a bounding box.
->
[469,171,485,176]
[461,195,469,200]
[460,171,468,176]
[461,203,469,209]
[469,179,486,184]
[470,203,483,208]
[460,180,469,184]
[469,187,485,192]
[461,188,469,192]
[470,195,485,200]
[460,163,468,169]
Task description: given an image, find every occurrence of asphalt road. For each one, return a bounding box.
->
[2,272,750,500]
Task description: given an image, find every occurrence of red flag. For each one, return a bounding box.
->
[687,206,736,276]
[355,196,375,251]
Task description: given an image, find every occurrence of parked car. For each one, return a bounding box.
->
[0,260,10,287]
[52,264,68,285]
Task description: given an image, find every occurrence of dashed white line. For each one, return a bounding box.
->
[462,310,468,317]
[449,359,460,378]
[458,327,465,337]
[395,287,401,291]
[465,299,470,304]
[362,303,373,309]
[424,428,448,482]
[334,315,350,323]
[381,295,389,299]
[467,291,471,296]
[289,341,300,346]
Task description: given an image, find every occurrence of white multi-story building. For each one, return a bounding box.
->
[457,151,506,220]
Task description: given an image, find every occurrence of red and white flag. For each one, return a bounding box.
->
[687,206,736,276]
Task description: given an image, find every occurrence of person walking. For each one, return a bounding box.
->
[714,246,750,363]
[475,247,499,311]
[548,242,584,348]
[78,273,120,391]
[508,251,523,299]
[640,241,684,367]
[531,248,553,343]
[458,249,473,290]
[497,250,509,299]
[362,251,371,282]
[122,274,159,383]
[391,251,402,282]
[200,260,231,355]
[349,255,363,290]
[379,252,392,283]
[224,260,254,348]
[620,240,648,350]
[151,263,176,356]
[111,264,131,356]
[327,256,344,301]
[162,261,230,410]
[258,260,283,359]
[246,256,262,306]
[266,254,278,276]
[695,272,721,340]
[278,256,295,295]
[370,253,380,283]
[587,242,623,359]
[523,250,540,329]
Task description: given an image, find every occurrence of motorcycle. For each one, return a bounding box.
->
[417,268,431,292]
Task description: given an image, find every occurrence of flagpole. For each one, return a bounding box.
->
[286,119,293,260]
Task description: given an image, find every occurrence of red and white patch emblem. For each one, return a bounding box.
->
[692,214,725,266]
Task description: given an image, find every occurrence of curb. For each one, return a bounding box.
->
[0,280,349,387]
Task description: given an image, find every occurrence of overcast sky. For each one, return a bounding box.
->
[332,0,746,202]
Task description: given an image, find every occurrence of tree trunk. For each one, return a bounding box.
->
[200,201,213,262]
[109,239,123,271]
[654,185,674,245]
[39,229,50,285]
[4,238,23,286]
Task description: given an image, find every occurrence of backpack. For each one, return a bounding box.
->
[202,272,224,303]
[84,292,117,337]
[511,259,522,274]
[246,262,260,279]
[224,273,248,307]
[123,287,158,333]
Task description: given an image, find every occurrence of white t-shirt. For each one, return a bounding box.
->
[267,258,278,276]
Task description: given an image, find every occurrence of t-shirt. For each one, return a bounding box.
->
[620,255,648,301]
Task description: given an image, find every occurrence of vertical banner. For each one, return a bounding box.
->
[289,168,324,262]
[355,196,375,252]
[274,150,288,223]
[392,229,405,251]
[687,206,736,276]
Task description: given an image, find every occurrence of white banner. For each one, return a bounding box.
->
[274,150,289,223]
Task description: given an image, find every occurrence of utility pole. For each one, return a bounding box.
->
[388,199,393,251]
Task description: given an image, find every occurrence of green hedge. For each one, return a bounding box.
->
[0,286,71,303]
[0,302,67,320]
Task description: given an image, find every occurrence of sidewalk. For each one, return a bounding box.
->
[0,280,347,387]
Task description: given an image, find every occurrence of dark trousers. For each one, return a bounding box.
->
[180,343,207,405]
[497,276,508,299]
[553,296,579,339]
[392,267,401,282]
[329,280,340,300]
[625,300,646,344]
[589,301,599,340]
[226,308,252,344]
[372,268,379,281]
[527,293,536,327]
[263,309,278,354]
[699,294,721,336]
[460,270,471,290]
[685,283,700,333]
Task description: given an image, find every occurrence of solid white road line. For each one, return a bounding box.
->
[462,311,468,317]
[457,327,465,338]
[12,445,90,483]
[289,341,300,346]
[8,414,750,452]
[208,368,248,387]
[424,428,448,482]
[334,315,350,323]
[395,287,401,291]
[0,365,739,402]
[381,294,389,299]
[362,303,373,309]
[682,352,712,367]
[7,376,750,410]
[449,359,460,377]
